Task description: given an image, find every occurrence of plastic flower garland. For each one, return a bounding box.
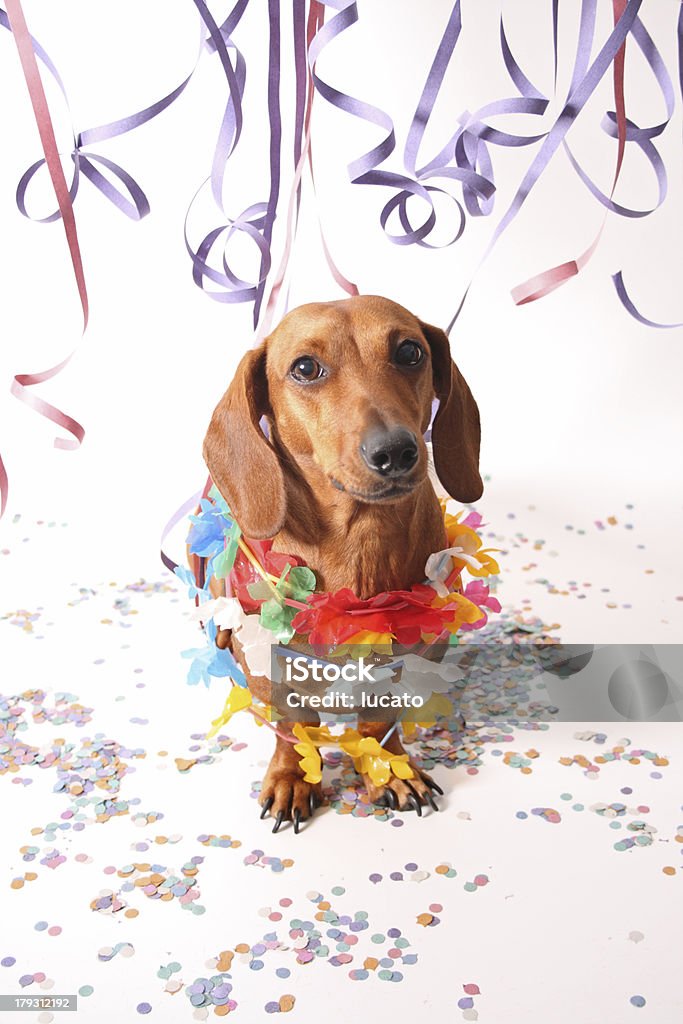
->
[177,487,501,787]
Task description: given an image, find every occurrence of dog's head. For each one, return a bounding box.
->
[204,295,483,538]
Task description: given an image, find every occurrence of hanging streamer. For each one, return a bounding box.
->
[1,0,89,518]
[511,2,676,307]
[611,272,683,330]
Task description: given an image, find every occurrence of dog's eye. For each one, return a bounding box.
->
[290,356,325,383]
[394,340,424,367]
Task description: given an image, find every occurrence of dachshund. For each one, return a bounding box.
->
[202,295,482,831]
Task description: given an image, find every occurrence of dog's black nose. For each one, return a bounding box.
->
[360,428,418,477]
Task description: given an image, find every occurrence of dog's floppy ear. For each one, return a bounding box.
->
[419,319,484,503]
[203,344,286,539]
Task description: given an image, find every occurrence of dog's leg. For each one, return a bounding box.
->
[356,721,443,814]
[258,723,324,834]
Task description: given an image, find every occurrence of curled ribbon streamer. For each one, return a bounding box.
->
[605,0,683,326]
[512,1,678,308]
[186,0,284,312]
[448,0,645,329]
[1,0,89,518]
[611,272,683,329]
[0,7,153,221]
[255,0,358,342]
[309,1,464,248]
[511,0,627,306]
[307,2,554,254]
[3,3,256,226]
[252,0,281,326]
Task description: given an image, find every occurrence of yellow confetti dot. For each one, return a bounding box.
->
[217,952,234,972]
[279,995,296,1012]
[417,913,434,926]
[663,866,676,876]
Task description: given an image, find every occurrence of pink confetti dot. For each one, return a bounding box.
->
[429,903,443,913]
[269,912,282,922]
[33,973,46,983]
[103,866,116,875]
[47,926,61,937]
[279,898,292,907]
[474,875,489,886]
[463,984,480,995]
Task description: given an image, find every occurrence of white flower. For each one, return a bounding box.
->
[425,545,483,596]
[189,596,243,630]
[233,613,274,678]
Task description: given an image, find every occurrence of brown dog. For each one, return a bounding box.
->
[203,295,482,830]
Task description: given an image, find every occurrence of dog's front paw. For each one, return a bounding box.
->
[259,767,324,834]
[364,764,443,815]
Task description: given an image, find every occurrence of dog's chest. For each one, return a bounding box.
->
[273,490,447,600]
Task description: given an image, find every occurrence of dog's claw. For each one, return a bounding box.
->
[404,783,422,816]
[386,788,398,810]
[272,811,285,833]
[407,794,421,814]
[260,796,274,819]
[293,808,302,834]
[422,775,444,796]
[309,792,317,816]
[424,789,439,811]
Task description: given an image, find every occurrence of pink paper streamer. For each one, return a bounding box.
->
[1,0,89,518]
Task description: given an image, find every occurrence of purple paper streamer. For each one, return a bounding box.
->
[561,12,673,220]
[612,272,683,329]
[309,1,553,250]
[1,4,160,221]
[447,0,644,331]
[253,0,282,327]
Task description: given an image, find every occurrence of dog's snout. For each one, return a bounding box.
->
[360,428,418,477]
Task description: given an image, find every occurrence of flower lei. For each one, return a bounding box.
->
[176,487,501,787]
